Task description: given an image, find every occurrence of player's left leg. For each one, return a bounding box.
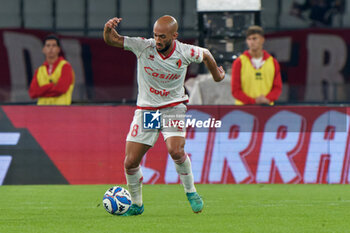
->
[165,136,204,213]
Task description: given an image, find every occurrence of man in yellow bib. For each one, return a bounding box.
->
[231,26,282,105]
[29,34,75,105]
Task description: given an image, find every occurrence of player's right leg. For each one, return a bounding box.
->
[122,109,159,216]
[122,141,150,216]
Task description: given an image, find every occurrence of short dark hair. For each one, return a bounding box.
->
[43,34,61,47]
[246,25,264,37]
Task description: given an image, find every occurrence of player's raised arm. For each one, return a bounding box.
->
[202,49,225,82]
[103,17,124,48]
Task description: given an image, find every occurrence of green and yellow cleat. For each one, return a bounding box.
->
[121,204,144,216]
[186,192,203,213]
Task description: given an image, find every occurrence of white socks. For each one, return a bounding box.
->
[125,166,143,207]
[174,154,196,193]
[125,154,195,207]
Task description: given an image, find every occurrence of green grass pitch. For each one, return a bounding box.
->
[0,184,349,233]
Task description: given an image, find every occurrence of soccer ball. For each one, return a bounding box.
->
[102,186,132,215]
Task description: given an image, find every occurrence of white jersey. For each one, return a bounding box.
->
[124,37,204,108]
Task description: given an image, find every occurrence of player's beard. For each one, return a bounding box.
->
[157,40,172,53]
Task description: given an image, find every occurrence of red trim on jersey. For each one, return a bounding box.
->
[243,50,270,62]
[137,100,187,110]
[157,41,176,60]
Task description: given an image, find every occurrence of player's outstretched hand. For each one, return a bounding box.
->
[217,66,225,81]
[105,17,123,30]
[103,17,124,48]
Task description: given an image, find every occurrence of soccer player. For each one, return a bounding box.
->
[104,15,225,216]
[29,34,75,105]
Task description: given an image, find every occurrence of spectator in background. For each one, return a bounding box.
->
[29,34,75,105]
[231,26,282,105]
[290,0,344,26]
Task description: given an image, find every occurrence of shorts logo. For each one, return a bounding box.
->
[143,110,162,129]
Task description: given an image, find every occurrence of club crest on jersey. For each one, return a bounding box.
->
[148,54,155,61]
[176,59,182,68]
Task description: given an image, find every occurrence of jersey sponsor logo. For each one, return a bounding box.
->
[149,86,170,97]
[144,67,180,80]
[148,54,155,61]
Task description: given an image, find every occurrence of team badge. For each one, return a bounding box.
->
[176,59,182,68]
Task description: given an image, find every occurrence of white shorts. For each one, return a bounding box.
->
[126,104,187,146]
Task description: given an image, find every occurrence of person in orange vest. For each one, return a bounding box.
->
[29,34,75,105]
[231,26,282,105]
